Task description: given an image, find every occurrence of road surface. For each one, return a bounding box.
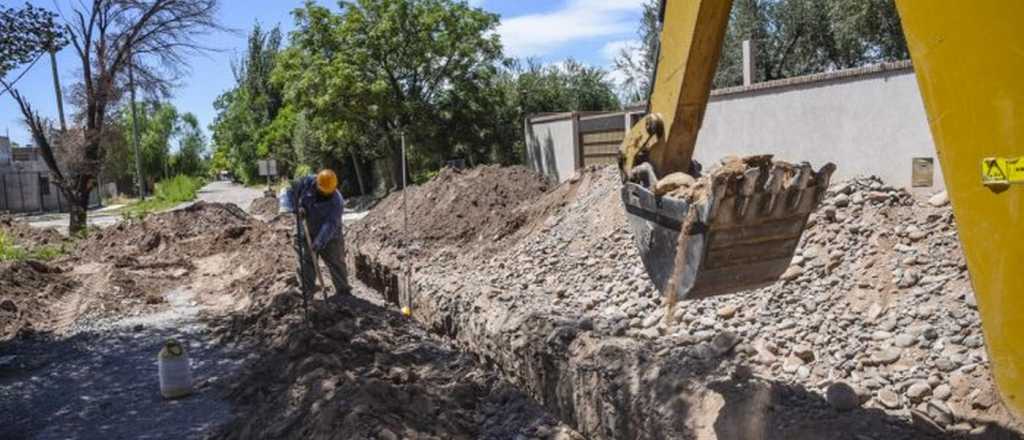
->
[177,181,265,212]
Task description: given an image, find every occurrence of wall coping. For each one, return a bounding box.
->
[711,60,913,97]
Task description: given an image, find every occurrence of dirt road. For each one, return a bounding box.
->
[0,288,248,439]
[0,183,264,439]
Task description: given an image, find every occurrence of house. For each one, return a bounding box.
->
[0,136,100,213]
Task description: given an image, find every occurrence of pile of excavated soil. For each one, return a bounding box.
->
[212,290,579,440]
[205,210,580,439]
[348,165,549,262]
[75,202,260,262]
[0,215,65,248]
[3,198,578,438]
[248,196,278,216]
[352,164,1023,438]
[0,261,76,341]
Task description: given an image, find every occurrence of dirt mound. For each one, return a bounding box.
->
[348,165,549,259]
[75,201,259,261]
[206,217,578,439]
[0,215,65,247]
[354,164,1023,437]
[0,261,76,341]
[248,196,278,216]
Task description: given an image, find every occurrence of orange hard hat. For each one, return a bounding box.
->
[316,169,338,195]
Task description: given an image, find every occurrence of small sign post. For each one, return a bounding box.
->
[257,159,278,195]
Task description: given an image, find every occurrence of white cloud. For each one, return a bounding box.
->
[601,38,641,62]
[497,0,645,58]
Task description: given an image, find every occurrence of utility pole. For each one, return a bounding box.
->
[48,49,66,132]
[128,58,146,199]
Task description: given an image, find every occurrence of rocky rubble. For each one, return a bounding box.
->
[352,165,1023,438]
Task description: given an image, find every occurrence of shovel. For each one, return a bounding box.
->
[302,217,328,302]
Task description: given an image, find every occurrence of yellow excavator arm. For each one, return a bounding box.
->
[619,0,1023,419]
[895,0,1024,419]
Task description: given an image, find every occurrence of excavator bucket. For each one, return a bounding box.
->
[622,156,835,301]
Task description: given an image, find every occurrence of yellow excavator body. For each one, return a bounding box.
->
[895,0,1024,418]
[620,0,1023,419]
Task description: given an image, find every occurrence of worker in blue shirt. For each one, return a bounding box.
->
[281,169,350,298]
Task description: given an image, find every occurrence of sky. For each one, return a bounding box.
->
[0,0,646,147]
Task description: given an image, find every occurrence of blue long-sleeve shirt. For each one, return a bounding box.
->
[281,176,344,250]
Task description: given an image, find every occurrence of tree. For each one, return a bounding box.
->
[0,3,66,78]
[3,0,221,234]
[276,0,503,190]
[210,23,285,184]
[615,0,909,94]
[612,0,660,103]
[173,113,206,177]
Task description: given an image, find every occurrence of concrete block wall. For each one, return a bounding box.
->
[696,62,942,191]
[524,62,945,192]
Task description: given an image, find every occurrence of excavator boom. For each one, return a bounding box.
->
[895,0,1024,419]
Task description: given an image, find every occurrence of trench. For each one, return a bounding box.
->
[351,249,985,440]
[353,250,740,439]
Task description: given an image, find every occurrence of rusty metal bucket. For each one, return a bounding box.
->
[622,159,835,301]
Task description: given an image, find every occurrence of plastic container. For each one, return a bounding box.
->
[158,339,193,399]
[278,187,293,214]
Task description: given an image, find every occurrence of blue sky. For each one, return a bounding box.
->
[1,0,645,147]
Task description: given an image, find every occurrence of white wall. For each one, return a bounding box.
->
[695,69,942,190]
[525,114,578,182]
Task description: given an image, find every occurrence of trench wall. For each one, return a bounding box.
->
[351,249,770,439]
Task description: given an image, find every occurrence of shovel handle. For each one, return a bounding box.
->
[301,217,326,289]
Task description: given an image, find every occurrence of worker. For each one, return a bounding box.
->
[281,169,351,298]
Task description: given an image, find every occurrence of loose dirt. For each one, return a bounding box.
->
[0,214,66,248]
[248,196,279,217]
[351,164,1024,439]
[1,195,580,439]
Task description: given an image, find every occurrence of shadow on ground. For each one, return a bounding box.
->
[211,290,575,440]
[0,322,247,439]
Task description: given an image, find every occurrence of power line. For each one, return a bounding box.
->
[0,52,45,99]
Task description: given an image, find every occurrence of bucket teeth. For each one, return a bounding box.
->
[735,168,761,218]
[764,165,786,213]
[621,155,837,302]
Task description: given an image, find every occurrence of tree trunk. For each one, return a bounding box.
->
[66,175,93,235]
[349,150,366,196]
[390,140,405,191]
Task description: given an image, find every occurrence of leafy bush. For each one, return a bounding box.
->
[294,164,312,179]
[125,175,206,215]
[154,175,205,203]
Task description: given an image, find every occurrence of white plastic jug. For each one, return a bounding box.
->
[158,339,193,399]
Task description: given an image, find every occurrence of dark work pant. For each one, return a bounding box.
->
[295,221,350,298]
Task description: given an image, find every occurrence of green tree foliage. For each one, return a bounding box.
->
[210,24,286,184]
[173,113,208,177]
[617,0,909,95]
[275,0,504,189]
[104,102,207,193]
[210,1,621,190]
[0,3,66,77]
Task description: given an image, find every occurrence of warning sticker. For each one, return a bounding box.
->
[981,157,1024,185]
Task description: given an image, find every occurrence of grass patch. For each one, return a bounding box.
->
[123,175,206,216]
[0,231,67,262]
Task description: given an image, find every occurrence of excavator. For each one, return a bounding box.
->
[619,0,1022,420]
